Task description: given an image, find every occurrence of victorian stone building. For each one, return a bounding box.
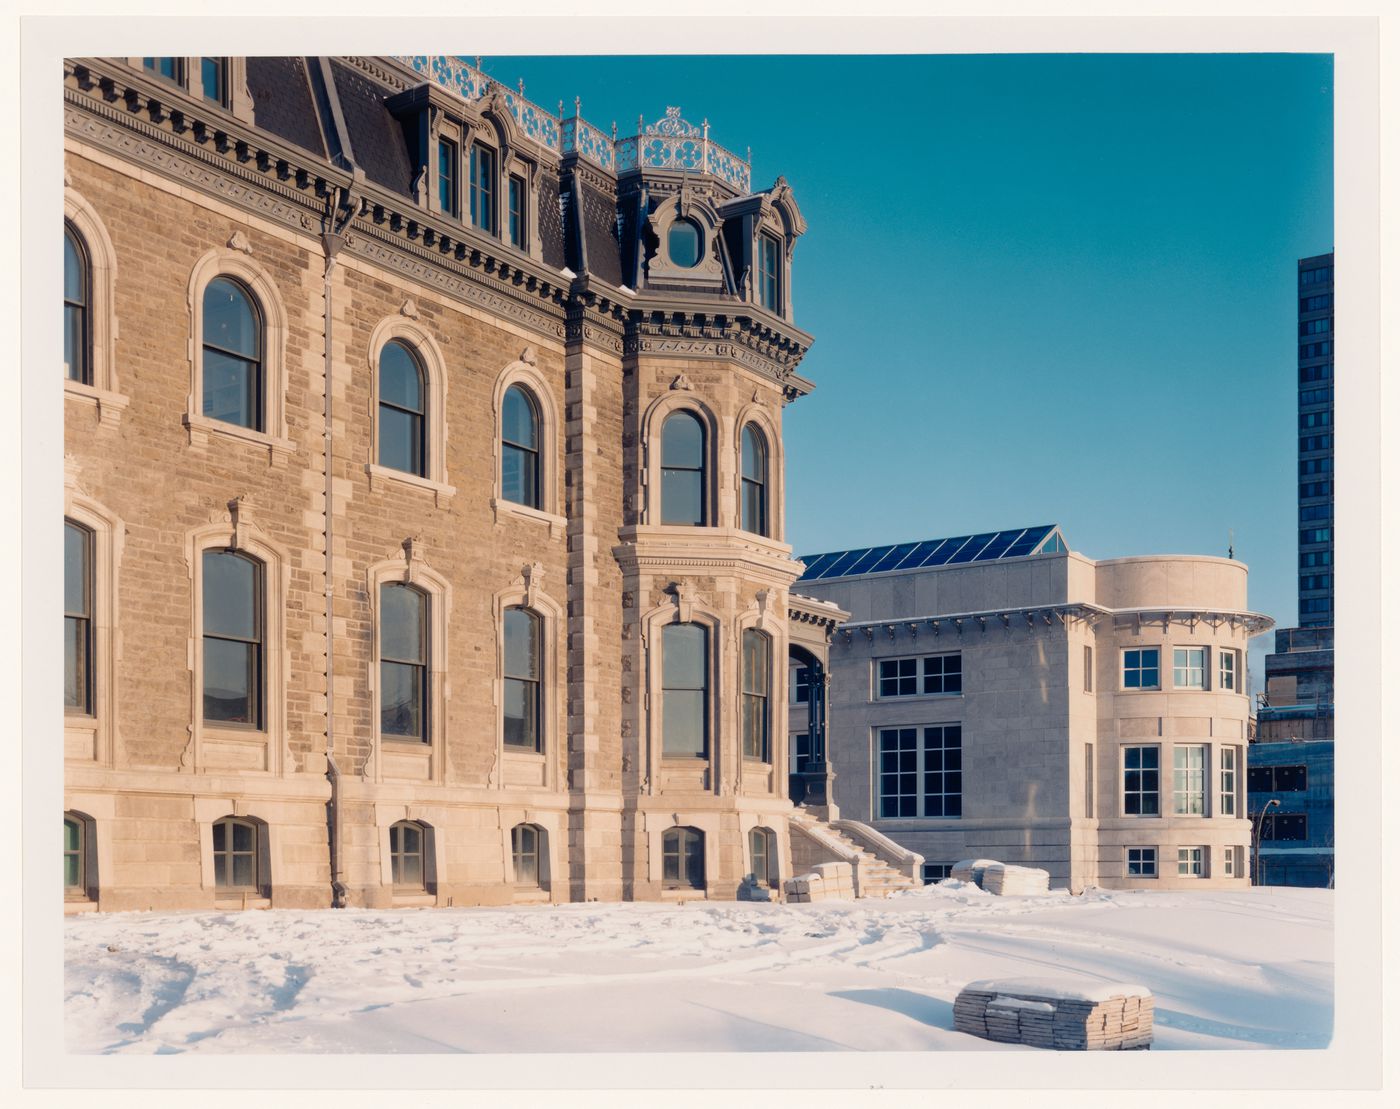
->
[61,55,865,911]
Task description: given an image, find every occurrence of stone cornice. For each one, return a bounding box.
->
[623,305,813,393]
[613,527,802,588]
[788,594,850,636]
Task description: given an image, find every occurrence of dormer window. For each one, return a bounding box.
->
[438,137,460,218]
[508,174,527,249]
[201,57,226,105]
[470,143,497,234]
[668,220,702,268]
[144,57,184,84]
[132,57,248,117]
[758,233,781,312]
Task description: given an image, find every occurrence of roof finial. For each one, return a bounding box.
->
[1228,528,1235,560]
[474,56,482,71]
[574,95,581,116]
[558,99,564,120]
[518,78,525,96]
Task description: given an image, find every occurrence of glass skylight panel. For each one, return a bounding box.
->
[822,548,872,578]
[896,539,947,569]
[919,537,971,567]
[867,542,920,574]
[1003,526,1052,557]
[844,546,892,576]
[973,530,1020,561]
[797,552,838,579]
[946,533,999,564]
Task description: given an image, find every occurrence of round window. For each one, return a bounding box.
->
[667,220,702,268]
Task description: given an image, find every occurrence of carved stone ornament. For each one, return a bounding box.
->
[520,344,538,366]
[401,535,422,582]
[227,494,250,550]
[520,561,545,607]
[400,297,420,319]
[227,229,253,255]
[670,373,693,392]
[751,387,761,404]
[670,579,700,623]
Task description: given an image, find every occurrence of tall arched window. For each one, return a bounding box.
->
[202,277,263,430]
[662,826,705,889]
[64,224,90,384]
[202,550,263,727]
[511,823,543,886]
[64,520,92,714]
[749,826,777,888]
[212,816,260,891]
[380,583,428,742]
[741,628,771,761]
[662,622,708,758]
[740,424,768,536]
[378,339,426,477]
[501,385,540,508]
[389,820,426,889]
[661,411,707,526]
[503,606,542,752]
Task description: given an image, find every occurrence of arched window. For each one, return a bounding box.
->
[741,628,771,762]
[662,826,705,889]
[503,606,542,752]
[378,339,426,477]
[64,520,92,715]
[380,583,428,742]
[201,277,263,430]
[389,820,426,889]
[511,823,544,886]
[211,816,259,891]
[668,219,702,268]
[64,814,87,897]
[662,622,708,758]
[501,385,540,508]
[64,224,90,384]
[661,411,707,526]
[202,550,263,727]
[749,826,777,888]
[740,424,768,536]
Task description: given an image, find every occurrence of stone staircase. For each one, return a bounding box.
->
[788,808,924,899]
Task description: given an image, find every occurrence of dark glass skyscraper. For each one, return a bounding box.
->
[1296,252,1334,626]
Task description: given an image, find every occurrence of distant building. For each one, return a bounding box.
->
[1251,252,1336,887]
[793,527,1273,891]
[1247,739,1334,888]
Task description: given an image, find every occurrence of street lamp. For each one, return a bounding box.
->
[1251,798,1280,886]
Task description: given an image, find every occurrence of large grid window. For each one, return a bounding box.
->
[64,224,89,384]
[202,277,263,431]
[1173,647,1207,689]
[380,583,427,742]
[758,232,780,312]
[503,606,542,752]
[1122,745,1160,816]
[1126,846,1157,878]
[662,623,708,758]
[877,654,962,698]
[202,550,263,727]
[878,725,962,819]
[1258,812,1307,841]
[1177,846,1206,878]
[512,823,542,886]
[1218,648,1239,692]
[501,385,541,508]
[740,424,768,536]
[64,520,92,714]
[1219,746,1238,817]
[378,339,426,477]
[662,826,705,889]
[143,57,184,83]
[741,628,771,761]
[1248,765,1307,792]
[470,143,496,233]
[1173,744,1207,816]
[1122,648,1160,690]
[660,411,707,526]
[212,817,259,891]
[389,821,425,889]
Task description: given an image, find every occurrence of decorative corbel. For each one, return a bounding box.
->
[400,297,420,319]
[402,535,421,583]
[670,372,693,391]
[227,495,249,550]
[861,627,873,643]
[520,344,538,366]
[841,629,853,646]
[754,588,772,618]
[907,622,919,640]
[670,579,698,623]
[521,561,544,608]
[227,229,253,255]
[884,624,896,642]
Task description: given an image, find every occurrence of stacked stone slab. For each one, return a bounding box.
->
[953,978,1153,1050]
[982,863,1051,896]
[950,859,1001,887]
[783,861,857,903]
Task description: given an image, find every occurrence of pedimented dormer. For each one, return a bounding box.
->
[643,183,725,290]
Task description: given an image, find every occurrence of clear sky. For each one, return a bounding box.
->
[487,52,1334,685]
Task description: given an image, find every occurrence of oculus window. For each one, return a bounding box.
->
[380,583,428,742]
[202,277,263,430]
[202,550,263,727]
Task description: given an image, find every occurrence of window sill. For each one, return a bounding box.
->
[366,463,456,506]
[872,692,963,704]
[64,380,129,428]
[503,746,546,760]
[214,894,271,910]
[184,411,295,466]
[391,891,436,908]
[64,898,98,915]
[491,497,565,538]
[382,736,433,748]
[661,887,708,901]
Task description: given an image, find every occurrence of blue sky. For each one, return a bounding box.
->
[487,53,1334,683]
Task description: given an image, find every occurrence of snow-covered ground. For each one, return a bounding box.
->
[63,883,1333,1054]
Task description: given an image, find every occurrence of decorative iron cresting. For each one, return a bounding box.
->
[400,58,750,191]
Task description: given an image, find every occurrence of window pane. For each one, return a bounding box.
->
[661,412,704,468]
[202,348,257,428]
[502,677,538,749]
[231,821,253,852]
[741,426,764,482]
[377,405,423,475]
[380,660,423,739]
[203,638,255,723]
[743,629,769,693]
[660,470,703,526]
[663,623,706,688]
[668,220,701,267]
[742,480,765,534]
[65,303,86,383]
[64,852,81,889]
[202,57,225,102]
[204,279,259,358]
[503,386,538,449]
[400,853,423,888]
[380,585,424,663]
[213,821,226,853]
[64,523,89,615]
[663,690,706,756]
[685,832,704,887]
[203,551,257,639]
[379,342,423,411]
[504,608,539,680]
[231,853,255,888]
[65,617,88,710]
[64,229,86,302]
[502,444,538,507]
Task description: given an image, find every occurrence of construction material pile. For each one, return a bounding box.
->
[954,978,1154,1050]
[783,861,855,903]
[981,862,1051,896]
[949,858,999,886]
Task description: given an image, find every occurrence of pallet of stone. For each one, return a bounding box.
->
[950,858,1001,888]
[954,978,1154,1051]
[981,863,1051,896]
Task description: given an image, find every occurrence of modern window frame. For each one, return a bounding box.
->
[1125,846,1158,878]
[1122,744,1161,816]
[1218,648,1240,692]
[1219,746,1239,817]
[1172,744,1207,816]
[1122,647,1161,691]
[877,724,962,819]
[1172,646,1208,690]
[1083,644,1093,693]
[1177,846,1207,878]
[876,653,962,699]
